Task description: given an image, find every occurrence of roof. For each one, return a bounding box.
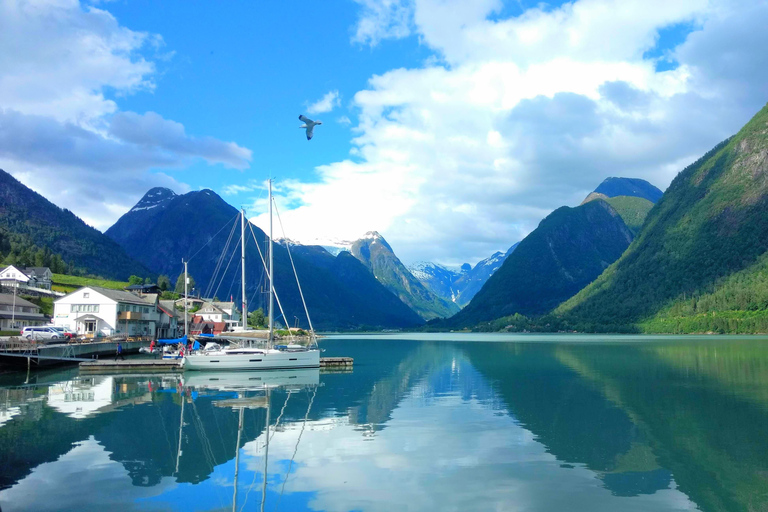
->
[0,294,39,309]
[0,265,29,277]
[23,267,51,276]
[80,287,154,306]
[160,300,184,319]
[212,301,235,308]
[199,302,225,314]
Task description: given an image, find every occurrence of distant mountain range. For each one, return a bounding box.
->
[0,169,151,279]
[106,189,423,330]
[409,243,519,307]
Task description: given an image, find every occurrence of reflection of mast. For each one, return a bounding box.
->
[261,389,271,512]
[175,386,185,475]
[232,406,244,512]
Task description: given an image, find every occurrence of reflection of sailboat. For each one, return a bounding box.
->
[183,179,320,371]
[179,369,319,511]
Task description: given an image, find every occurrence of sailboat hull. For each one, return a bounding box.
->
[182,349,320,371]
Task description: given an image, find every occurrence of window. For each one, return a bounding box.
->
[83,292,89,298]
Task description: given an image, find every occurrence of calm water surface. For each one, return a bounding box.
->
[1,333,768,511]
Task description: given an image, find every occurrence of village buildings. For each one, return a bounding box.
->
[0,294,47,330]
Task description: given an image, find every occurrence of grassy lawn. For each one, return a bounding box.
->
[52,274,129,293]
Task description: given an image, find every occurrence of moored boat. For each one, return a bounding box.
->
[183,178,320,371]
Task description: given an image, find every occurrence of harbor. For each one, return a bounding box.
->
[0,337,352,373]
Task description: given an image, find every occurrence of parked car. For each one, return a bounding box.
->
[48,326,76,339]
[20,326,66,343]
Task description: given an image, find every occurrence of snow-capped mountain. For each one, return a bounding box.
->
[409,242,519,308]
[128,187,177,213]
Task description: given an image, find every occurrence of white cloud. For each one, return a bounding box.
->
[0,0,251,230]
[259,0,768,266]
[306,90,342,115]
[352,0,414,46]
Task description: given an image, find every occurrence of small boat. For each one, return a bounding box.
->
[158,335,195,360]
[183,179,320,371]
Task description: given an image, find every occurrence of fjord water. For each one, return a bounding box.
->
[1,335,768,511]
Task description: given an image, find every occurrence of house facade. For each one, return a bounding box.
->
[0,293,47,329]
[0,265,53,291]
[53,286,162,337]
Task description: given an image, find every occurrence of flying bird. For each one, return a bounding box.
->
[299,114,322,140]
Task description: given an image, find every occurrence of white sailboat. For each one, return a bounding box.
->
[183,179,320,371]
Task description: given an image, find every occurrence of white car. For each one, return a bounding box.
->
[21,326,66,343]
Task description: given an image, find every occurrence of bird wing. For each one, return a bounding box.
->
[299,115,314,124]
[306,124,314,140]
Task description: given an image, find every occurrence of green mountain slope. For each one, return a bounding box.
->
[0,169,152,279]
[556,102,768,332]
[440,199,633,328]
[604,196,655,235]
[350,232,461,320]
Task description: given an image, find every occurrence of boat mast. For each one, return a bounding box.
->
[183,260,188,338]
[241,208,247,331]
[268,179,274,345]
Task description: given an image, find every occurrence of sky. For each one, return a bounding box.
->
[1,0,767,268]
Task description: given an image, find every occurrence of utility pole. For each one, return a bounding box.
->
[11,281,17,329]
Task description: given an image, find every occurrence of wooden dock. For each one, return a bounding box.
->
[80,356,353,374]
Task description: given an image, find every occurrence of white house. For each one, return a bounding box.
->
[53,286,161,337]
[0,265,30,288]
[0,265,53,291]
[0,293,47,329]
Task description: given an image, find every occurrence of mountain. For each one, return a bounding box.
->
[452,243,519,306]
[0,169,152,279]
[107,190,423,330]
[408,261,462,303]
[581,177,661,235]
[439,199,633,329]
[350,232,461,320]
[593,177,663,203]
[105,187,177,247]
[410,243,520,308]
[555,102,768,333]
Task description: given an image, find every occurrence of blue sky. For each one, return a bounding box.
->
[1,0,767,266]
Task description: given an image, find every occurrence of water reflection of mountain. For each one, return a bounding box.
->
[466,340,768,512]
[552,342,768,512]
[463,343,672,498]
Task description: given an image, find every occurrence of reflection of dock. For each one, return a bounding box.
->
[80,360,183,374]
[79,357,353,374]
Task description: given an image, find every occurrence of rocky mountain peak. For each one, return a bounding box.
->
[130,187,177,213]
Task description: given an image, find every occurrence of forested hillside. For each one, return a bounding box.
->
[0,169,152,279]
[555,102,768,332]
[439,199,633,329]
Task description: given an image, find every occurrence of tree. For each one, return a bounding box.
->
[144,277,152,285]
[248,308,266,328]
[157,275,170,291]
[175,273,195,293]
[128,275,143,286]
